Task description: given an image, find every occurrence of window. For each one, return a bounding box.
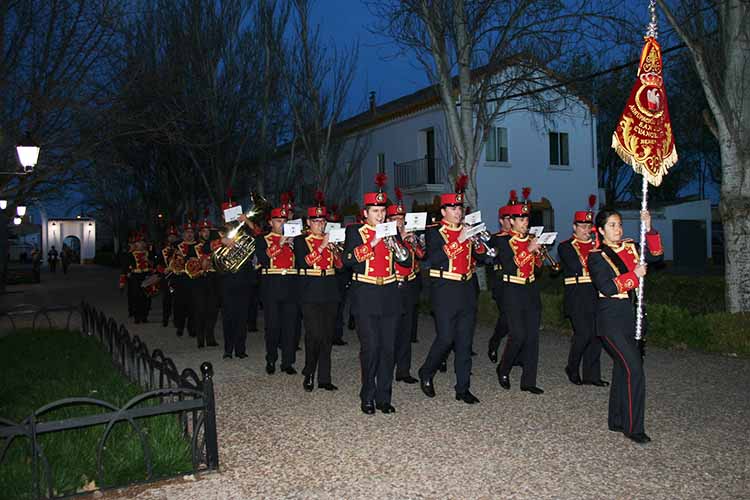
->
[549,132,569,166]
[377,153,385,174]
[486,127,508,162]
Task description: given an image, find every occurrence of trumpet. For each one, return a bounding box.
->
[463,223,497,258]
[530,234,560,271]
[385,235,410,263]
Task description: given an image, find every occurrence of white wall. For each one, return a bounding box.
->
[45,220,96,263]
[619,199,711,261]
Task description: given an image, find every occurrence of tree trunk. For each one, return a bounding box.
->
[719,142,750,313]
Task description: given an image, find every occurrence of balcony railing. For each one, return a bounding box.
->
[393,157,448,189]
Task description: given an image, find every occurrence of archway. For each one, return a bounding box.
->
[62,235,81,264]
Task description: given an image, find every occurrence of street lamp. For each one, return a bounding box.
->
[13,217,21,225]
[16,132,40,173]
[0,200,6,210]
[16,206,26,217]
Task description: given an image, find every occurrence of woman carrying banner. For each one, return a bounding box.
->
[588,208,662,444]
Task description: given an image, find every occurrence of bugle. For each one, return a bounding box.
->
[530,234,560,271]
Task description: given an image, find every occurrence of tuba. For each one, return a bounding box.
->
[212,195,259,273]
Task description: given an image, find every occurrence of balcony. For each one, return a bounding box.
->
[393,157,448,189]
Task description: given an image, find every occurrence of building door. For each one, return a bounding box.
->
[673,220,706,269]
[425,129,436,183]
[63,235,81,264]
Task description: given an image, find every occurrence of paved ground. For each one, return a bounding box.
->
[3,266,749,499]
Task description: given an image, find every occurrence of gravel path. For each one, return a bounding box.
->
[5,266,749,499]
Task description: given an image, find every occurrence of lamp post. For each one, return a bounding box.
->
[16,132,41,173]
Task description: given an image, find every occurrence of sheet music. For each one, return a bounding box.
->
[404,212,427,232]
[328,228,346,243]
[529,226,544,238]
[324,222,341,233]
[283,223,302,237]
[464,211,482,225]
[537,232,558,245]
[375,221,398,238]
[223,205,243,222]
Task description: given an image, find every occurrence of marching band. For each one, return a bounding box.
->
[119,173,662,444]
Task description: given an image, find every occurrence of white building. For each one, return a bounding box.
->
[329,80,598,236]
[43,217,97,264]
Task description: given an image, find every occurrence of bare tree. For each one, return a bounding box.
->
[368,0,625,208]
[656,0,750,312]
[285,0,359,194]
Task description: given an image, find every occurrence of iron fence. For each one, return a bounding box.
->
[393,157,448,188]
[0,301,218,499]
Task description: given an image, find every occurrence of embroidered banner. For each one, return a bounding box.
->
[611,36,678,186]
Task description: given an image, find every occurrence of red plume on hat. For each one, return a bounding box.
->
[395,187,403,203]
[509,189,518,204]
[330,203,339,212]
[375,172,387,191]
[315,189,325,206]
[226,188,233,202]
[280,192,289,205]
[588,194,597,209]
[522,187,531,201]
[455,174,468,194]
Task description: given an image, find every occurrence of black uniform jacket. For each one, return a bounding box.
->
[294,233,341,304]
[256,232,297,303]
[342,224,411,315]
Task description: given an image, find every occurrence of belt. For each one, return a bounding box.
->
[299,269,336,277]
[493,264,503,271]
[396,271,418,283]
[351,273,396,286]
[502,274,535,285]
[429,269,474,282]
[261,268,298,276]
[599,292,629,299]
[564,276,592,285]
[131,269,150,274]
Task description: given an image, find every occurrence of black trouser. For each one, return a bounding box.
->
[173,275,195,336]
[264,299,298,368]
[597,298,645,436]
[161,277,173,326]
[419,279,477,394]
[356,311,398,404]
[191,275,219,347]
[294,307,303,348]
[247,287,259,330]
[222,291,249,356]
[395,280,418,378]
[566,294,602,383]
[488,286,509,354]
[49,260,57,273]
[302,303,338,384]
[128,274,150,322]
[498,283,541,388]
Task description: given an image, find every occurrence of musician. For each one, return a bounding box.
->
[245,219,263,334]
[294,192,342,392]
[589,208,662,444]
[186,211,220,349]
[418,175,486,405]
[256,200,299,375]
[487,193,514,363]
[387,188,423,384]
[171,221,197,338]
[119,230,152,324]
[329,205,350,347]
[159,224,179,327]
[496,188,544,394]
[217,196,256,360]
[343,174,411,415]
[282,192,304,353]
[559,196,607,386]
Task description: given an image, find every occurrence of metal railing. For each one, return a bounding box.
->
[393,157,448,188]
[0,301,219,499]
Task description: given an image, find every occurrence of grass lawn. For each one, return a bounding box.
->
[0,329,193,499]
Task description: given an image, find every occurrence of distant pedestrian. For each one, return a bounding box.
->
[61,245,71,274]
[47,246,59,273]
[31,247,41,283]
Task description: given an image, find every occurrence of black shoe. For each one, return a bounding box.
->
[609,424,624,433]
[188,332,196,338]
[223,353,232,360]
[265,363,275,374]
[439,361,447,373]
[455,391,480,404]
[411,338,418,343]
[497,371,511,390]
[348,317,356,330]
[626,432,652,444]
[281,366,297,375]
[162,321,169,327]
[376,402,396,414]
[471,350,477,356]
[488,350,498,363]
[583,379,610,387]
[295,345,301,352]
[396,375,419,384]
[420,378,436,398]
[565,366,583,385]
[303,375,314,392]
[318,383,338,391]
[135,319,141,324]
[332,339,347,346]
[176,330,183,337]
[207,341,219,347]
[361,401,375,415]
[236,353,248,359]
[521,386,544,395]
[197,344,204,349]
[248,325,258,332]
